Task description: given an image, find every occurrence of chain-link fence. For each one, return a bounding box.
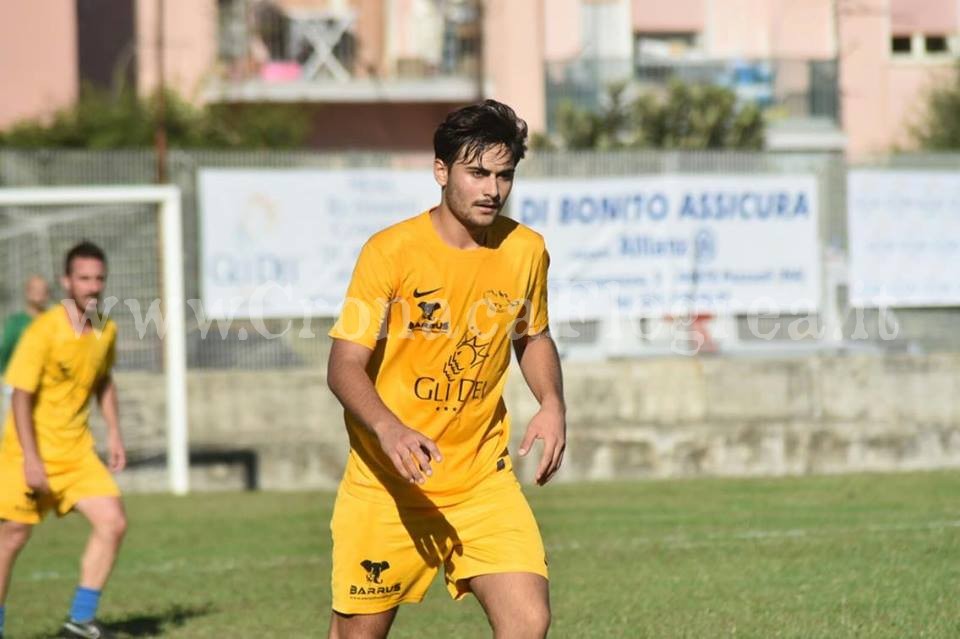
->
[0,199,163,371]
[0,148,957,371]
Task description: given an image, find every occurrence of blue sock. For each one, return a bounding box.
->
[69,587,101,623]
[0,605,5,634]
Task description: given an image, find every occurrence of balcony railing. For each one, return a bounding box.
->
[211,0,482,102]
[546,57,839,132]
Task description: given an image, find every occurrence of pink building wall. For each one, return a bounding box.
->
[0,2,77,129]
[708,0,834,59]
[886,63,955,150]
[136,0,218,99]
[544,0,582,62]
[838,0,890,157]
[484,0,546,133]
[633,0,704,32]
[708,0,775,57]
[3,0,958,155]
[767,0,836,59]
[839,0,959,158]
[890,0,956,33]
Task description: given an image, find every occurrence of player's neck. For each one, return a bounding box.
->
[430,206,487,249]
[25,303,44,317]
[60,300,95,335]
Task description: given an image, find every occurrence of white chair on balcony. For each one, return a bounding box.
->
[285,7,357,81]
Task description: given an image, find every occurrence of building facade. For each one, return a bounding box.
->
[1,0,957,157]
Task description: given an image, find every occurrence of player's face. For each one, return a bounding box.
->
[24,277,49,309]
[61,257,106,314]
[435,144,516,230]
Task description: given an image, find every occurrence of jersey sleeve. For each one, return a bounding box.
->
[328,240,398,349]
[3,320,50,393]
[524,246,551,337]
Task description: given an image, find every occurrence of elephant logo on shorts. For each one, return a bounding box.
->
[361,559,390,584]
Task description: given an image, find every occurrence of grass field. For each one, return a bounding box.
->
[4,471,960,638]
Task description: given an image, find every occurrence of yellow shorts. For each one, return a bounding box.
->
[330,476,548,614]
[0,450,121,524]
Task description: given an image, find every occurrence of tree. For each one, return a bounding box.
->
[0,87,310,150]
[911,62,960,150]
[539,80,765,151]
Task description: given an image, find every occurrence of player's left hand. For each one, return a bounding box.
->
[518,404,566,486]
[108,431,127,472]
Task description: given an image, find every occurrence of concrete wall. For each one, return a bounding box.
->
[107,354,960,492]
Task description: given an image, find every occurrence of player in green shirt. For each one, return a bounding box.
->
[0,276,50,374]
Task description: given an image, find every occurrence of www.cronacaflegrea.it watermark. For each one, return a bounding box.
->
[71,283,902,357]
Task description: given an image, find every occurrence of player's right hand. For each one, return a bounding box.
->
[23,457,51,494]
[374,421,442,485]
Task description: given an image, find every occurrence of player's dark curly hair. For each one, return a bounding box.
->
[433,99,528,167]
[65,240,107,275]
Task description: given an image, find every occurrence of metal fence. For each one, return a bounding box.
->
[0,148,958,371]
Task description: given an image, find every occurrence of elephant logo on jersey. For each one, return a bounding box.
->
[483,290,523,315]
[361,559,390,584]
[417,301,442,321]
[443,333,491,382]
[409,300,449,333]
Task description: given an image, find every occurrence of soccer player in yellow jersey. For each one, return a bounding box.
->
[327,100,565,638]
[0,242,127,639]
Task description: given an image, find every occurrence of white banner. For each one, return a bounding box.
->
[848,170,960,307]
[512,175,821,320]
[199,168,438,319]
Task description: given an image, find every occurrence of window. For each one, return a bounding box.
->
[925,35,948,53]
[891,33,956,58]
[891,35,912,54]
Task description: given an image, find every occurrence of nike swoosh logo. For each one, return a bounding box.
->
[413,287,442,298]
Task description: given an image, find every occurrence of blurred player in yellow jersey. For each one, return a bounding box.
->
[0,241,127,639]
[327,100,566,639]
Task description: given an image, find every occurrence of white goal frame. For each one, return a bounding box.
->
[0,185,189,494]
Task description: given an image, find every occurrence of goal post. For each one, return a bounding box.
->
[0,185,189,495]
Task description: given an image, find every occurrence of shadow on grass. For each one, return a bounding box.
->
[32,604,214,638]
[105,604,215,637]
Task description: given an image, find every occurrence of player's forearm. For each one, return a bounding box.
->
[517,335,566,412]
[327,358,403,437]
[11,388,42,462]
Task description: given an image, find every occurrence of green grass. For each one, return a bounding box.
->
[5,472,960,638]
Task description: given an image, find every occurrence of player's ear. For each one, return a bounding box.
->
[60,273,70,293]
[433,158,448,188]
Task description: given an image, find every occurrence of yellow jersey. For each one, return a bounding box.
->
[2,305,117,464]
[329,210,549,506]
